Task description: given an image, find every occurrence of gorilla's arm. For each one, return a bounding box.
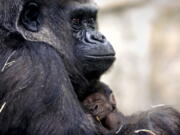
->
[0,43,96,135]
[110,106,180,135]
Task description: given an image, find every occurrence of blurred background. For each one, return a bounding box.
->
[95,0,180,114]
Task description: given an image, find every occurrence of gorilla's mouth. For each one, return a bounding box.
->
[85,54,115,60]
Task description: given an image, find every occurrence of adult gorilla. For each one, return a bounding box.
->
[0,0,115,135]
[66,1,116,100]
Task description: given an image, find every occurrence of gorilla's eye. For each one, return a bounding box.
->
[20,2,41,32]
[87,18,96,28]
[72,18,82,28]
[71,17,96,30]
[88,18,95,24]
[71,17,82,32]
[72,18,81,25]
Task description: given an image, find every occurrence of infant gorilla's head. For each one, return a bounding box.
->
[83,92,116,120]
[83,91,122,130]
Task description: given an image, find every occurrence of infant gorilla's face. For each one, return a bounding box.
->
[83,92,116,120]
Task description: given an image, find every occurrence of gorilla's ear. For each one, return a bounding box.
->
[20,2,41,32]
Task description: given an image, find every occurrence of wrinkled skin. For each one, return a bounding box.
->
[0,0,115,135]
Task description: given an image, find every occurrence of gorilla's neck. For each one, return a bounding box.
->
[0,27,9,43]
[70,70,100,101]
[66,58,102,101]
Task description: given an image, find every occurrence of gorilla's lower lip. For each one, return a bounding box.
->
[85,54,115,60]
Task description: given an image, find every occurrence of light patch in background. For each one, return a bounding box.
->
[96,0,180,114]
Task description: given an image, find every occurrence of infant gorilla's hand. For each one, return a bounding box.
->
[104,112,121,130]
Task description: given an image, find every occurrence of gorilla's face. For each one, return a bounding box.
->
[66,1,116,79]
[0,0,115,80]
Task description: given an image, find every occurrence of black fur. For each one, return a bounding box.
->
[116,106,180,135]
[0,0,115,135]
[0,42,97,135]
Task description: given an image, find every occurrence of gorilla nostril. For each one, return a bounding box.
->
[101,35,105,40]
[94,105,98,110]
[84,30,106,44]
[90,34,95,40]
[112,105,116,111]
[90,108,94,112]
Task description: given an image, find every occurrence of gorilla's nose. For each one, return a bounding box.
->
[81,29,116,58]
[85,30,107,44]
[91,32,106,43]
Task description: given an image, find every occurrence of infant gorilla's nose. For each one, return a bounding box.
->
[94,105,99,110]
[92,104,113,120]
[90,104,99,113]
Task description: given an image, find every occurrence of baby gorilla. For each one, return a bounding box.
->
[83,91,180,135]
[82,86,124,133]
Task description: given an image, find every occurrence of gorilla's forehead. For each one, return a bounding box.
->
[62,0,97,11]
[0,0,95,6]
[37,0,93,3]
[61,0,96,6]
[0,0,93,3]
[62,0,92,3]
